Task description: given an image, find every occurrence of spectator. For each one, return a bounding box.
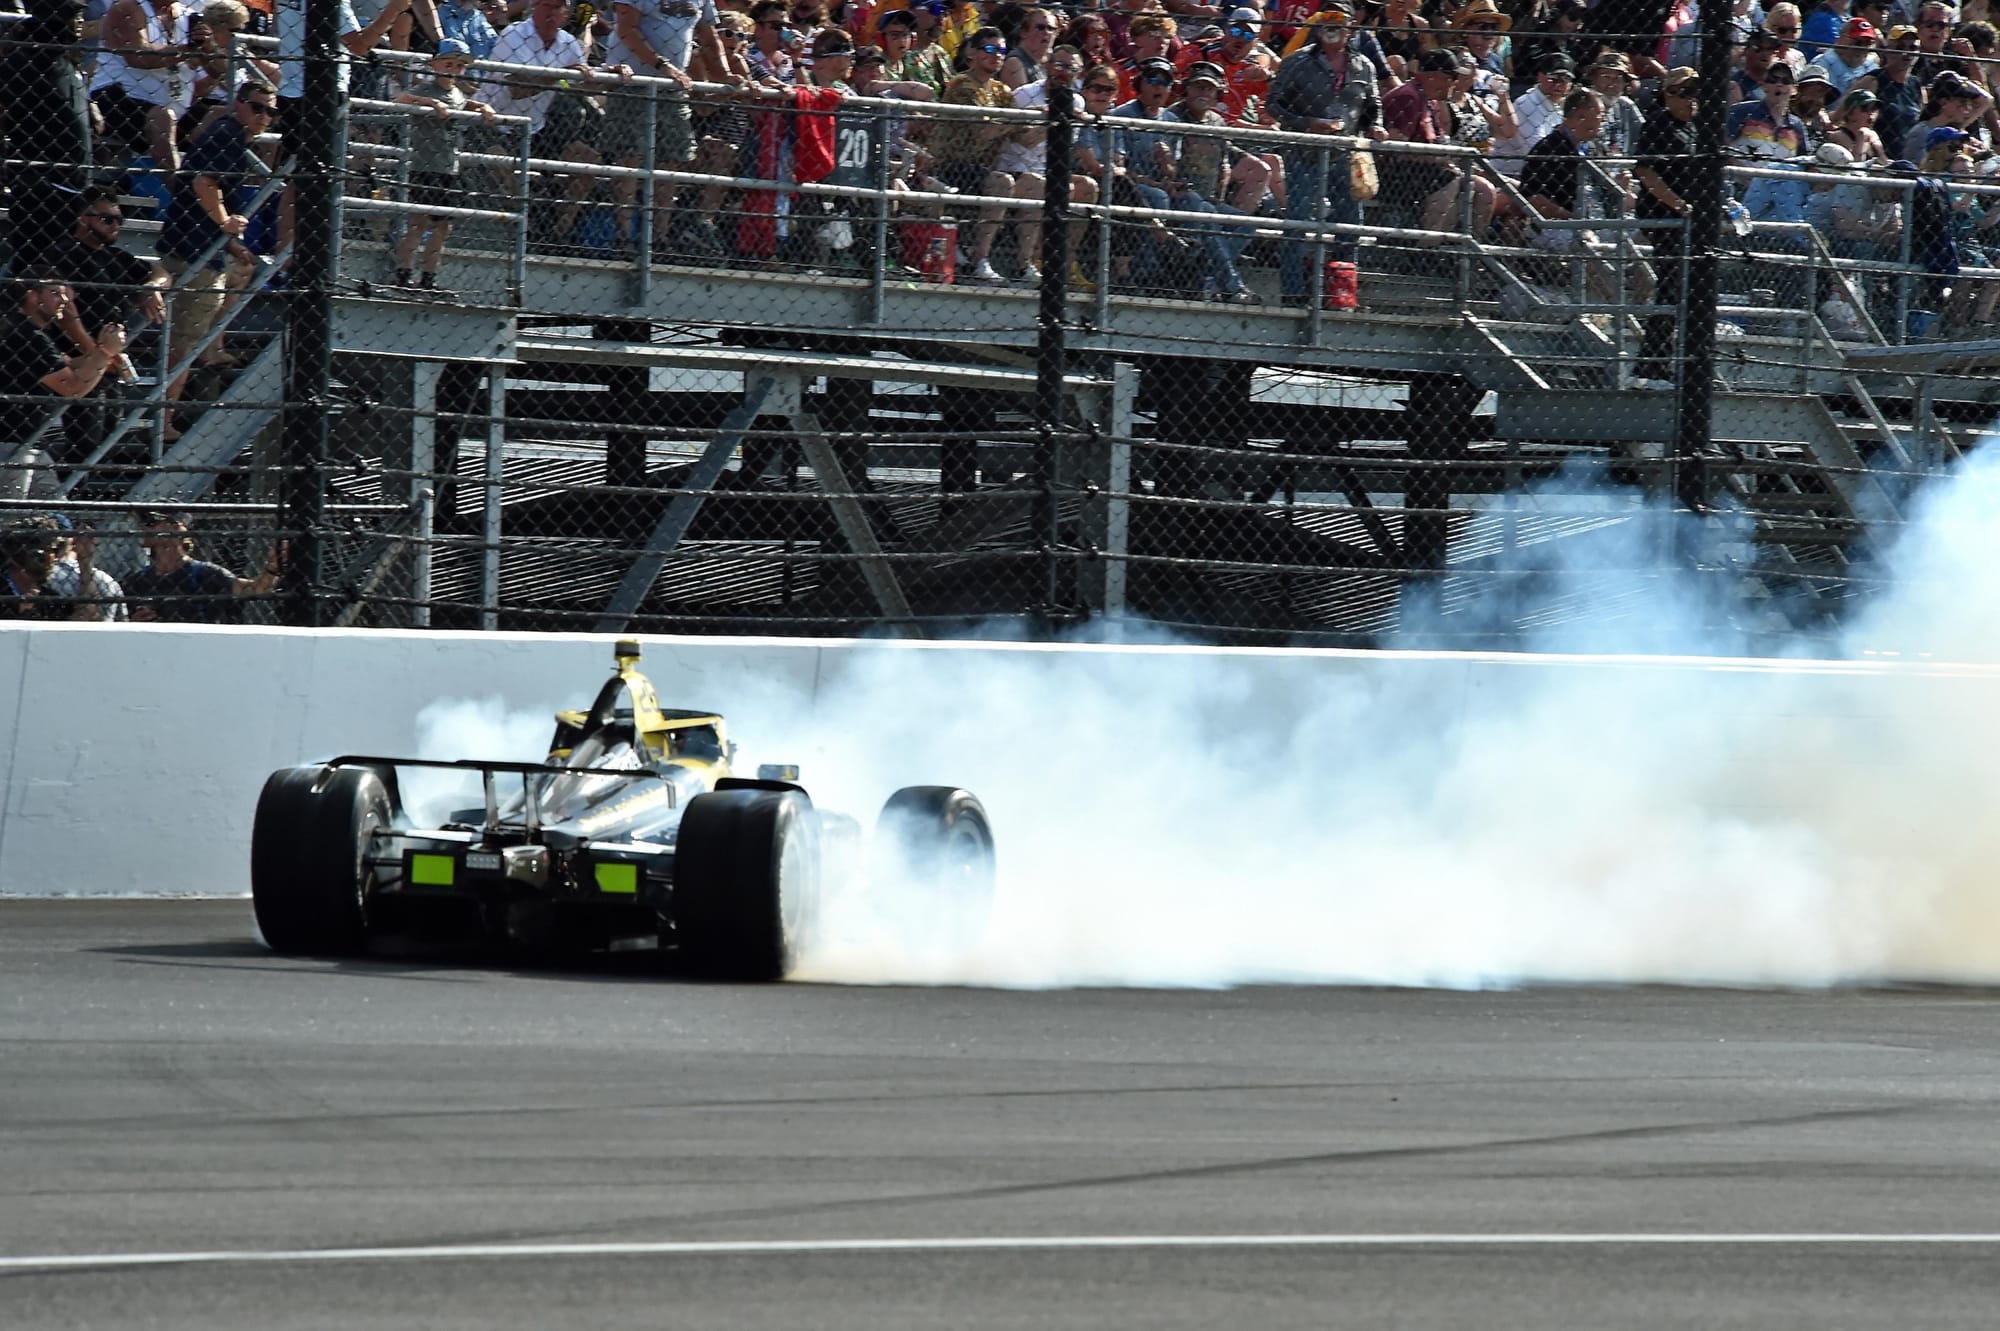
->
[1765,3,1810,74]
[1912,1,1974,85]
[1806,17,1880,95]
[51,187,163,460]
[746,0,800,81]
[160,84,269,424]
[1372,0,1433,83]
[0,269,126,459]
[1380,47,1494,239]
[1902,70,1989,162]
[1116,12,1174,101]
[1939,140,2000,327]
[1798,0,1850,58]
[1732,31,1787,104]
[392,41,499,289]
[0,0,93,267]
[1631,65,1701,387]
[874,6,943,90]
[1824,87,1888,161]
[1111,56,1190,277]
[479,0,612,248]
[1522,86,1654,305]
[1848,26,1922,153]
[1511,0,1593,91]
[1074,60,1179,289]
[1001,45,1099,285]
[1828,152,1903,263]
[90,0,194,183]
[602,0,729,254]
[437,0,502,54]
[1165,60,1264,300]
[1790,64,1837,147]
[44,516,126,621]
[1267,2,1380,302]
[1177,8,1279,122]
[274,0,417,256]
[931,26,1037,283]
[122,508,279,623]
[1488,51,1572,177]
[879,2,953,91]
[1729,61,1808,159]
[1447,0,1510,82]
[1001,4,1056,86]
[1586,50,1642,157]
[182,2,281,143]
[1065,11,1113,71]
[0,517,65,618]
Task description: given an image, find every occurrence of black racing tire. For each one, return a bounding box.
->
[251,765,393,958]
[672,788,821,981]
[875,786,996,947]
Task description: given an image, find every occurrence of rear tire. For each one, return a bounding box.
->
[251,765,393,957]
[875,786,996,950]
[672,788,821,981]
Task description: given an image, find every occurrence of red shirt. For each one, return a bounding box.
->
[1175,39,1275,124]
[1381,79,1444,144]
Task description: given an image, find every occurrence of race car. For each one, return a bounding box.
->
[249,639,996,980]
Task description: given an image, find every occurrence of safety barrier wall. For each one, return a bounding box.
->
[0,622,1989,898]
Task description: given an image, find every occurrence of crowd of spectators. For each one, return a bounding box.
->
[0,0,1992,399]
[0,506,278,620]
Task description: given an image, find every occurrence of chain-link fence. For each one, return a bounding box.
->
[0,1,1991,642]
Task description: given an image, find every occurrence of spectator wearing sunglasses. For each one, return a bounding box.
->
[1115,12,1173,100]
[1002,5,1058,87]
[52,187,165,460]
[1488,51,1570,177]
[0,518,67,621]
[932,28,1039,282]
[1267,4,1381,300]
[1762,3,1809,75]
[1176,8,1278,123]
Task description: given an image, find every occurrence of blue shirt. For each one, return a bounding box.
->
[438,0,499,58]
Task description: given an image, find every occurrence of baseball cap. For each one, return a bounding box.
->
[1184,59,1225,85]
[433,36,473,58]
[1887,22,1917,42]
[1538,51,1575,73]
[1417,48,1460,73]
[878,7,917,24]
[813,28,853,53]
[1227,6,1261,22]
[853,43,884,62]
[1139,55,1176,75]
[1841,17,1878,38]
[1839,88,1880,109]
[1762,62,1794,83]
[1927,125,1972,149]
[1813,141,1856,168]
[1663,65,1699,90]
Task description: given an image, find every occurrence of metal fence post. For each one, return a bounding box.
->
[1035,81,1075,630]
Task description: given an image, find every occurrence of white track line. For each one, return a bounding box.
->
[10,1233,2000,1272]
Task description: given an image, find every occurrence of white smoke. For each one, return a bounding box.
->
[405,445,2000,989]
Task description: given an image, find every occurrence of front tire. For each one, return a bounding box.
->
[875,786,996,950]
[672,788,821,981]
[251,765,393,957]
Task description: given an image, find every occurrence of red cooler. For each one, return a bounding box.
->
[902,221,958,285]
[1324,260,1358,311]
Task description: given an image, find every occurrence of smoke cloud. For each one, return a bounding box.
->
[412,446,2000,990]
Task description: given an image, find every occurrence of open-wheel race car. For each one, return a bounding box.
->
[250,640,996,980]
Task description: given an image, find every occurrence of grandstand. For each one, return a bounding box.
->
[4,4,1997,643]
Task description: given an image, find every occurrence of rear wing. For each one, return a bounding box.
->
[325,755,672,836]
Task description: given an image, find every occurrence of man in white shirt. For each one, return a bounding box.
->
[1488,52,1573,177]
[481,0,612,243]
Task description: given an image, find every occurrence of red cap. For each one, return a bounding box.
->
[1842,17,1879,39]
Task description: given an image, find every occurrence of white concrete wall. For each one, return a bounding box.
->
[1,622,1993,897]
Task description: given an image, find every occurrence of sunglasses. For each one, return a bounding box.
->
[1922,19,1949,27]
[1083,80,1116,91]
[86,211,123,224]
[974,41,1005,52]
[1665,84,1697,95]
[1544,71,1574,81]
[1467,20,1500,29]
[241,101,275,115]
[1141,71,1173,84]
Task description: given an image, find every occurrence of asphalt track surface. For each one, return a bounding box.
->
[7,902,2000,1329]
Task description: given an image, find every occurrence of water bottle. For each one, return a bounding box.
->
[1725,198,1752,237]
